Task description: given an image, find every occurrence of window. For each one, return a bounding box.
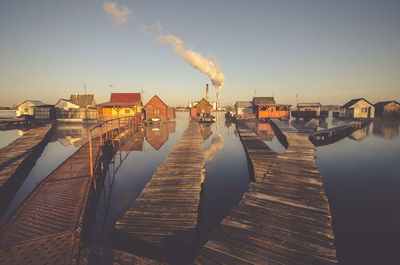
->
[361,107,368,113]
[154,109,160,114]
[125,109,130,114]
[24,108,29,113]
[276,106,280,111]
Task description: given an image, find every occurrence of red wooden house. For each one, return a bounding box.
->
[253,97,291,119]
[144,95,175,122]
[190,98,213,119]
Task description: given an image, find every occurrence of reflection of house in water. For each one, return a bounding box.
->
[55,124,89,147]
[257,123,275,141]
[348,124,372,141]
[120,127,145,151]
[372,120,400,139]
[200,124,212,141]
[145,123,174,150]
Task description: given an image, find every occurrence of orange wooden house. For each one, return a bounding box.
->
[144,95,175,122]
[190,98,213,119]
[252,97,291,119]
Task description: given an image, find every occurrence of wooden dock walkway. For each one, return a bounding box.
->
[113,121,205,263]
[194,119,337,265]
[0,118,136,265]
[236,120,277,181]
[0,126,52,215]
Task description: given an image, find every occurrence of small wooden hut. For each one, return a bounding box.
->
[340,98,375,119]
[292,103,321,119]
[33,105,56,120]
[234,101,255,119]
[253,97,291,119]
[190,98,213,119]
[97,93,142,119]
[144,95,174,122]
[374,101,400,118]
[15,100,46,117]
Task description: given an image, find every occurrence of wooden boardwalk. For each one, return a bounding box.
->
[113,121,205,263]
[194,119,337,265]
[0,126,52,214]
[236,121,277,181]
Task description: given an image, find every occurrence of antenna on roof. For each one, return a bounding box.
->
[273,92,275,97]
[141,88,145,103]
[84,84,87,95]
[254,89,257,97]
[296,93,298,105]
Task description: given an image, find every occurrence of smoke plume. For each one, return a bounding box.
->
[103,1,132,25]
[156,34,225,91]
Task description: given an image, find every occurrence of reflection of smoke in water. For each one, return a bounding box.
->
[203,132,224,162]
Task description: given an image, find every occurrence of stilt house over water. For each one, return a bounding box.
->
[340,98,375,119]
[234,101,255,119]
[15,100,46,117]
[190,98,213,119]
[292,102,323,119]
[55,94,97,122]
[374,101,400,118]
[252,97,291,119]
[97,93,142,120]
[144,95,175,122]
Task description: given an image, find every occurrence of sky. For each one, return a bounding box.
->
[0,0,399,107]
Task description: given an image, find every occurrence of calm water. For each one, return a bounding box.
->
[0,129,21,149]
[0,110,16,119]
[316,120,400,265]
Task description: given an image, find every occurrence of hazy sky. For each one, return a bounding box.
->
[1,0,399,106]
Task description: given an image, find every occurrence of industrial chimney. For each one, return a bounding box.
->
[206,84,209,101]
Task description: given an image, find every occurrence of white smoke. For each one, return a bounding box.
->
[103,1,132,25]
[156,34,225,91]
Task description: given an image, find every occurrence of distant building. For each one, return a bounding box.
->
[292,103,321,119]
[55,94,97,122]
[33,105,56,120]
[144,95,174,122]
[15,100,46,117]
[190,98,213,119]
[252,97,291,119]
[234,101,255,119]
[374,101,400,118]
[97,93,142,119]
[340,98,375,119]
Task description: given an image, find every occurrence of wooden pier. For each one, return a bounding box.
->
[236,120,277,181]
[0,119,31,129]
[113,121,205,263]
[194,119,337,264]
[0,117,137,265]
[0,126,52,215]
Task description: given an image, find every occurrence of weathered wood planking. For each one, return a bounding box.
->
[80,245,167,265]
[235,120,278,181]
[194,119,337,265]
[114,121,205,262]
[0,135,104,265]
[0,126,52,214]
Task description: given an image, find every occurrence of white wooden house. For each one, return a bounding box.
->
[15,100,46,117]
[340,98,375,119]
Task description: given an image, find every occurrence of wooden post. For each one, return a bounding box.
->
[88,130,93,177]
[99,126,103,145]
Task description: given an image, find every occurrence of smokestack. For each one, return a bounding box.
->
[206,84,209,101]
[216,90,220,110]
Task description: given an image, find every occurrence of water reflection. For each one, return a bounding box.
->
[245,120,286,154]
[316,120,400,265]
[145,122,176,150]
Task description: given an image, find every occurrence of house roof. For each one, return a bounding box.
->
[374,101,400,108]
[98,93,142,107]
[197,98,212,107]
[145,95,168,108]
[15,100,46,107]
[341,98,374,108]
[252,97,276,105]
[70,94,95,107]
[235,101,253,108]
[297,103,321,107]
[55,99,80,108]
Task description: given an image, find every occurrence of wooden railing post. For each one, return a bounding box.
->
[99,126,103,145]
[88,130,93,177]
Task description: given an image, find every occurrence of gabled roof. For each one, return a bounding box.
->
[374,101,400,108]
[235,101,253,108]
[341,98,374,108]
[110,93,141,103]
[15,100,46,107]
[252,97,276,105]
[55,99,80,108]
[197,98,212,107]
[70,94,95,107]
[98,93,142,107]
[297,103,321,107]
[145,95,168,108]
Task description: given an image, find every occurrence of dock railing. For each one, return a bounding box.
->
[87,114,142,177]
